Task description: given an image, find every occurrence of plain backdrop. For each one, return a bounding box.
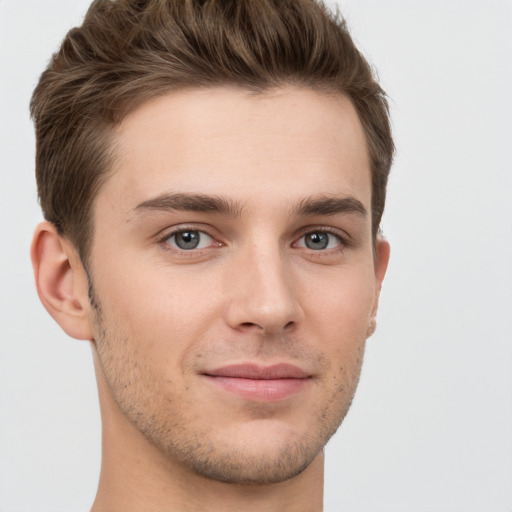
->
[1,1,511,511]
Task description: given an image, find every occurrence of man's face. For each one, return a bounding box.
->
[86,86,388,484]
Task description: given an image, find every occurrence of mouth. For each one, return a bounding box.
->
[201,363,312,402]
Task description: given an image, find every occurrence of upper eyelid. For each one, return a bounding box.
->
[156,223,218,242]
[155,224,352,246]
[293,225,352,243]
[158,228,220,255]
[168,230,214,248]
[294,231,342,248]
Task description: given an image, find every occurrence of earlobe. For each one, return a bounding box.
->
[374,238,390,287]
[31,222,94,341]
[368,238,390,338]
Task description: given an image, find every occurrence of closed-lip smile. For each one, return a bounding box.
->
[201,363,312,401]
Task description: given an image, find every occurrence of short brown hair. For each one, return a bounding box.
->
[31,0,393,261]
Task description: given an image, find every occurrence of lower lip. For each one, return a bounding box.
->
[203,376,310,401]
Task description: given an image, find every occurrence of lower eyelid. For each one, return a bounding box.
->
[295,231,345,249]
[161,229,216,251]
[158,227,350,254]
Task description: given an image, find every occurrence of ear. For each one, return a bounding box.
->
[367,238,390,338]
[31,222,94,340]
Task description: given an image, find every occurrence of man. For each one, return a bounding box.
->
[30,0,392,510]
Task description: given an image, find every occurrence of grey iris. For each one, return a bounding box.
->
[305,232,329,250]
[175,230,200,250]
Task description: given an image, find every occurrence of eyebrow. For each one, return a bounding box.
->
[133,192,244,217]
[132,192,367,220]
[292,195,368,218]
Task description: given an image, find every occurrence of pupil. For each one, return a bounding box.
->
[176,231,199,249]
[306,232,328,250]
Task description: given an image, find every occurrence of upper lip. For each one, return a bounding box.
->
[203,363,310,380]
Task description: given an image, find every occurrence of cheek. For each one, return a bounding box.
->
[306,266,376,333]
[303,265,375,373]
[92,261,222,380]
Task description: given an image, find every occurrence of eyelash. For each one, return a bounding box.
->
[158,226,221,253]
[157,226,350,254]
[294,227,350,252]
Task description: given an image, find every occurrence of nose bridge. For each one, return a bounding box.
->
[224,237,301,334]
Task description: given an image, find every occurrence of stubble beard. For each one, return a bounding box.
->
[89,280,365,485]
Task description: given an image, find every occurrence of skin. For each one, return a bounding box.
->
[32,86,389,512]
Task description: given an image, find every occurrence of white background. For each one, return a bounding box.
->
[1,1,511,511]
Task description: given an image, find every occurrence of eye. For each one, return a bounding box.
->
[165,229,214,251]
[296,231,342,251]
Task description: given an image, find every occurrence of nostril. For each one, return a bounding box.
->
[238,321,295,333]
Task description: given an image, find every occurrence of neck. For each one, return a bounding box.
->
[90,356,324,512]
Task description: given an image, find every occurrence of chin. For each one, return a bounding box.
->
[176,439,322,485]
[152,413,343,485]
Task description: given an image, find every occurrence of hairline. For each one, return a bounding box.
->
[75,83,379,266]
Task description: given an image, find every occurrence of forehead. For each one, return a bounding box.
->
[101,86,371,215]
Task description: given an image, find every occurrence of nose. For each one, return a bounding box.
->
[223,244,303,335]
